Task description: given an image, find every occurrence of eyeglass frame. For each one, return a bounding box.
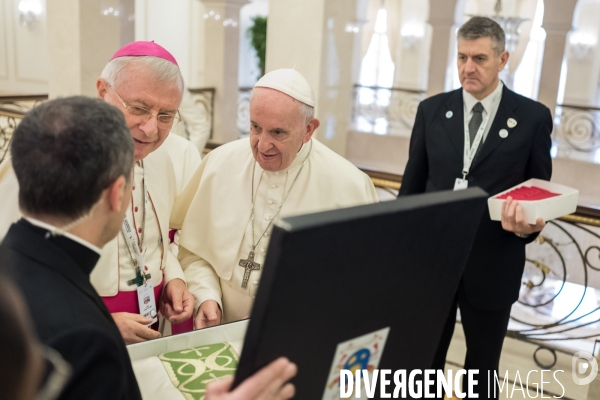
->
[108,84,181,127]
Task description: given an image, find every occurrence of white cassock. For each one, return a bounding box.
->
[163,133,201,194]
[171,137,379,323]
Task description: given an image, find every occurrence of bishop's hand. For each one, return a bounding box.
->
[112,312,161,344]
[195,300,221,329]
[501,196,546,235]
[204,357,297,400]
[162,278,194,324]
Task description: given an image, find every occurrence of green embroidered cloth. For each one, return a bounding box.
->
[159,342,239,400]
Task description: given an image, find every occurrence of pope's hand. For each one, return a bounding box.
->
[162,278,194,324]
[501,196,545,235]
[205,357,297,400]
[195,300,221,329]
[112,312,161,344]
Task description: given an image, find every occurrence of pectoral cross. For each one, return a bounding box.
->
[239,251,261,289]
[127,267,152,287]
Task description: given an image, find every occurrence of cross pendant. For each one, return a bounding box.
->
[238,251,261,289]
[127,267,152,287]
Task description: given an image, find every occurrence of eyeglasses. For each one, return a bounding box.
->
[34,346,72,400]
[109,85,181,127]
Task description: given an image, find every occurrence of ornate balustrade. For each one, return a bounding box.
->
[187,88,215,140]
[351,84,426,135]
[238,87,253,137]
[555,104,600,152]
[359,169,600,367]
[0,94,48,163]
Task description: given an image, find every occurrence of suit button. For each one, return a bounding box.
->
[468,176,474,182]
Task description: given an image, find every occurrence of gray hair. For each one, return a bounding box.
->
[250,89,315,125]
[457,16,506,56]
[101,56,184,91]
[11,96,134,221]
[298,101,315,124]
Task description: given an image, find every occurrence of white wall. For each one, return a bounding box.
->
[135,0,206,87]
[562,0,600,106]
[0,0,48,94]
[393,0,431,90]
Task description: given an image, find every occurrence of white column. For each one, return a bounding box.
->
[537,0,577,113]
[426,0,460,97]
[265,0,359,156]
[46,0,121,98]
[199,0,247,144]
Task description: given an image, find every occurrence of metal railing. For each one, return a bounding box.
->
[360,170,600,368]
[351,84,426,135]
[0,94,48,163]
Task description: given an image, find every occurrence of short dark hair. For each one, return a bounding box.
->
[457,16,506,55]
[11,96,134,221]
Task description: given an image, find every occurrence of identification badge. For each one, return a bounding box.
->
[454,178,468,191]
[137,283,158,326]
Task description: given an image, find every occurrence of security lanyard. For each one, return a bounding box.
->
[462,113,490,179]
[121,165,149,284]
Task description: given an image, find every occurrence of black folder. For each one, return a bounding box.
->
[233,188,488,398]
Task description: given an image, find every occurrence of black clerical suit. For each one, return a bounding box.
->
[399,85,552,397]
[0,219,142,400]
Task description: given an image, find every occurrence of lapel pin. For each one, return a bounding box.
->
[499,129,509,138]
[446,111,453,119]
[507,118,517,128]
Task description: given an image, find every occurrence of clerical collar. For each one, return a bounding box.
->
[23,217,102,255]
[266,138,312,174]
[463,80,503,114]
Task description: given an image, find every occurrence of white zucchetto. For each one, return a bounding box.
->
[254,69,316,108]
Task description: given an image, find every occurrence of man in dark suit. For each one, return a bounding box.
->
[399,17,552,398]
[0,97,141,400]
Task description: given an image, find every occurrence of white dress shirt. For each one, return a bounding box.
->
[463,80,504,145]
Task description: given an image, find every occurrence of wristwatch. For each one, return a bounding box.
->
[515,232,530,239]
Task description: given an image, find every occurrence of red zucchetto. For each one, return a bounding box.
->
[110,41,178,66]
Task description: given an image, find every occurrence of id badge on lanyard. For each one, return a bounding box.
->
[121,171,158,325]
[455,114,489,191]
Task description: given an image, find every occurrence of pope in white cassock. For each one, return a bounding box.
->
[171,69,379,328]
[0,42,200,344]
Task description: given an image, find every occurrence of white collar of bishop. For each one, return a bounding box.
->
[258,139,312,175]
[23,217,103,255]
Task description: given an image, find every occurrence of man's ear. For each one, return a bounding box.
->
[303,118,320,143]
[97,78,109,100]
[106,176,127,212]
[498,50,510,71]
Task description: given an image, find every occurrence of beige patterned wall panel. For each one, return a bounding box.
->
[12,0,48,82]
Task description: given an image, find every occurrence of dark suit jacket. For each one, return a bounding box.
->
[399,85,553,310]
[0,220,142,400]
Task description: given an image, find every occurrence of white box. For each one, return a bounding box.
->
[127,319,248,361]
[127,320,248,400]
[488,179,579,225]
